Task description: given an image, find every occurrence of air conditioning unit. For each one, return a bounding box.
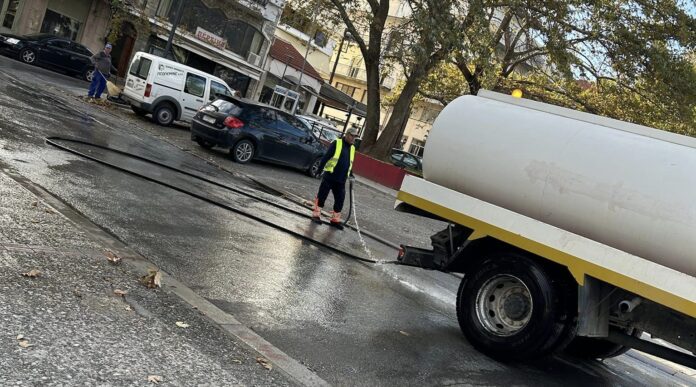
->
[247,52,261,67]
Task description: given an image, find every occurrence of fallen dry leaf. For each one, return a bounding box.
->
[399,330,411,337]
[105,250,121,264]
[16,334,24,340]
[232,359,243,364]
[141,269,162,289]
[31,201,38,207]
[18,340,33,348]
[113,289,128,297]
[22,269,42,278]
[256,357,272,370]
[175,321,189,328]
[125,305,132,311]
[44,208,54,214]
[147,375,162,384]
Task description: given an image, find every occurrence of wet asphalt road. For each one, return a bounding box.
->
[0,55,692,386]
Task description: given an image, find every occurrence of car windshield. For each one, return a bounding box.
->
[299,118,340,142]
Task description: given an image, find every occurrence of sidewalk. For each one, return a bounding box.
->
[0,170,292,385]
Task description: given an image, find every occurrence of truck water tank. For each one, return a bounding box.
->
[423,91,696,277]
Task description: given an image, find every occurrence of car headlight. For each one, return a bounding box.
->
[6,38,20,45]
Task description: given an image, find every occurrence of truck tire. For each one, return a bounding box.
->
[564,328,641,359]
[456,252,577,361]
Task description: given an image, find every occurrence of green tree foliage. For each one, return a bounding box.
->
[418,0,696,136]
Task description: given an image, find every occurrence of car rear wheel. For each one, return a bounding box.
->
[307,157,323,178]
[232,139,255,163]
[153,103,175,126]
[19,48,36,64]
[83,68,95,82]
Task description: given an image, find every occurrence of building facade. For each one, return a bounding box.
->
[134,0,285,98]
[1,0,286,99]
[0,0,111,54]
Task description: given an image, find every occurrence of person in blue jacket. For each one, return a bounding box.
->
[312,127,358,226]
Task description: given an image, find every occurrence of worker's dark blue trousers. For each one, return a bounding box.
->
[88,71,107,98]
[317,178,346,213]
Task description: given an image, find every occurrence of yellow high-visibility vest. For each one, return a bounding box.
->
[323,139,355,177]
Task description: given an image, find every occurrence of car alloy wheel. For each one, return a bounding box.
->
[235,141,253,163]
[21,49,36,64]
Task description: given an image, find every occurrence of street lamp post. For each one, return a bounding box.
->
[163,0,185,59]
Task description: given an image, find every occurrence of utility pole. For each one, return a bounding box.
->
[328,30,348,85]
[164,0,185,59]
[281,54,292,86]
[320,30,349,116]
[295,2,320,93]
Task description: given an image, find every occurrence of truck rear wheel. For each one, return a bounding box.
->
[456,252,577,361]
[564,328,641,359]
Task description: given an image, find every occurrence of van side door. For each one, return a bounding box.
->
[181,72,207,122]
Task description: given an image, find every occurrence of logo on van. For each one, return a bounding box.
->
[156,63,184,77]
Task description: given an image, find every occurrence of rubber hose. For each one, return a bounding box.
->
[45,136,407,266]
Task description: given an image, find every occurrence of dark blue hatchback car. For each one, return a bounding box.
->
[191,96,327,178]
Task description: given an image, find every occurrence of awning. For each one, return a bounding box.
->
[155,33,262,81]
[319,83,367,117]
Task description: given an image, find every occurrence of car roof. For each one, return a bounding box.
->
[24,33,59,41]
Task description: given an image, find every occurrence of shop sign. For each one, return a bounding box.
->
[195,27,226,50]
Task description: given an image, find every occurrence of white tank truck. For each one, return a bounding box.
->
[396,90,696,366]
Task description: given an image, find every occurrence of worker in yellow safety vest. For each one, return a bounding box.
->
[312,127,358,226]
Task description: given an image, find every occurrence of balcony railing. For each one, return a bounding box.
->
[329,62,367,81]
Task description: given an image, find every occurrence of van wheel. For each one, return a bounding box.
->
[564,328,641,359]
[153,103,175,126]
[456,252,577,361]
[232,140,255,163]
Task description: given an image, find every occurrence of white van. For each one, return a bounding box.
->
[122,52,235,126]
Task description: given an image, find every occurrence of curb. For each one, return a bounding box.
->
[1,167,330,387]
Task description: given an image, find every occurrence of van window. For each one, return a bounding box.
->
[184,73,206,97]
[210,81,231,101]
[129,57,151,80]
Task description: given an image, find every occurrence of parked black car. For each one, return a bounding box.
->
[191,96,328,178]
[0,33,96,81]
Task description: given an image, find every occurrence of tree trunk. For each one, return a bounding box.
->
[359,58,382,153]
[368,73,421,160]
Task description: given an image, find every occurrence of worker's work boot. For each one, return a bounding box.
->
[311,198,322,223]
[329,211,343,229]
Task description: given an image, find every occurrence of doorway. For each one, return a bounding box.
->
[111,22,137,78]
